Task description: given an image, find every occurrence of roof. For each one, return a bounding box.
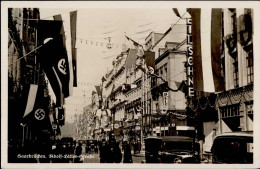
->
[216,131,253,138]
[145,136,193,142]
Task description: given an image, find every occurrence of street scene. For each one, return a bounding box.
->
[5,4,255,165]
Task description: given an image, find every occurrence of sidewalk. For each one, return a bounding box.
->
[132,150,145,157]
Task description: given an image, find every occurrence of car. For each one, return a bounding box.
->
[85,140,98,153]
[211,131,253,164]
[144,136,199,163]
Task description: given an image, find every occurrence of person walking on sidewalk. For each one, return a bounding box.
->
[74,142,82,163]
[123,141,133,163]
[106,133,122,163]
[99,139,109,163]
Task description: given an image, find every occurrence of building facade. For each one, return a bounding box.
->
[188,8,254,156]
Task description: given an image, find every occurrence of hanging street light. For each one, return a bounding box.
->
[106,37,113,49]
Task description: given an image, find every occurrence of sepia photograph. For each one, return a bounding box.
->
[1,1,260,168]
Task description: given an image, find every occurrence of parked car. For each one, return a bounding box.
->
[144,136,199,163]
[211,131,253,164]
[85,140,98,153]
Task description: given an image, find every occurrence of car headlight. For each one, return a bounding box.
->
[174,158,182,164]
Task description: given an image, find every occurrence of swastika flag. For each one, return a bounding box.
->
[22,84,50,130]
[37,20,70,107]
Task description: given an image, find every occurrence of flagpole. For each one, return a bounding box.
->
[8,38,52,67]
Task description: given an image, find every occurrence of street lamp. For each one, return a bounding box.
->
[106,37,113,49]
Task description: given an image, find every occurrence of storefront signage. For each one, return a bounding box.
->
[127,122,135,128]
[186,18,194,97]
[156,126,161,133]
[163,92,168,110]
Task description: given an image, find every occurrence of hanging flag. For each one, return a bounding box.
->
[125,49,137,74]
[211,9,225,92]
[173,8,181,18]
[190,8,224,92]
[23,84,38,118]
[172,8,189,18]
[95,85,102,97]
[37,20,62,44]
[53,14,66,48]
[102,76,107,82]
[70,11,78,87]
[125,35,142,47]
[54,14,73,96]
[22,84,50,130]
[38,35,70,107]
[136,46,144,57]
[144,51,155,73]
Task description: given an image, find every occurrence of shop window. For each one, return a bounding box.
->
[220,104,240,118]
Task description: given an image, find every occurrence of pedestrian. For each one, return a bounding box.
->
[123,141,133,163]
[107,138,122,163]
[74,142,82,163]
[99,139,108,163]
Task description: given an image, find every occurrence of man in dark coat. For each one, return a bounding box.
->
[99,139,108,163]
[74,142,82,163]
[106,138,122,163]
[123,141,133,163]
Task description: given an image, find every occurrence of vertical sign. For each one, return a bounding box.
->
[186,18,194,97]
[162,92,168,110]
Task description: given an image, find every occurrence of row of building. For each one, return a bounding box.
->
[78,8,254,156]
[8,8,65,162]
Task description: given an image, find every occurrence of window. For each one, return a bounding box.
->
[164,64,167,80]
[246,103,253,115]
[220,104,240,118]
[230,9,239,88]
[233,58,239,88]
[247,54,253,84]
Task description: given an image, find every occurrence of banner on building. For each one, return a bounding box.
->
[125,49,137,75]
[22,84,50,131]
[37,20,70,107]
[38,35,70,107]
[23,84,38,118]
[144,51,155,74]
[54,14,73,96]
[190,8,225,92]
[70,11,78,87]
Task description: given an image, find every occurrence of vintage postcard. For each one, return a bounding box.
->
[1,1,260,168]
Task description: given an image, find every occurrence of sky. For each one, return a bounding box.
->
[40,8,183,123]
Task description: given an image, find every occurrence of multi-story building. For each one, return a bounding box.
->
[145,23,194,137]
[8,8,56,162]
[187,8,254,157]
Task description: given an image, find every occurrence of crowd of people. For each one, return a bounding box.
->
[99,133,133,163]
[8,132,137,163]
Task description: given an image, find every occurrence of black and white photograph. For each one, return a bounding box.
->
[1,1,260,168]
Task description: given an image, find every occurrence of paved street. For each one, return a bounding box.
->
[82,150,145,163]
